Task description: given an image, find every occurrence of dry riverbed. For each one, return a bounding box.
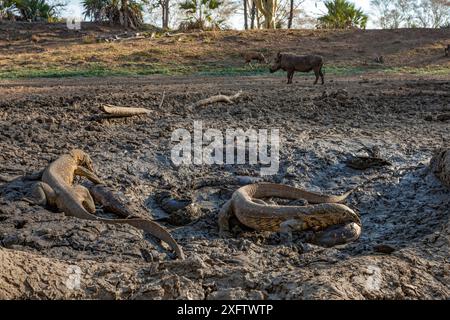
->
[0,73,448,299]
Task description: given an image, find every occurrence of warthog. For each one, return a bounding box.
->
[374,55,384,63]
[241,52,268,64]
[269,52,324,85]
[445,44,449,57]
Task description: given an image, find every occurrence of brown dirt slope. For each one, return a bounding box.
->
[0,22,449,76]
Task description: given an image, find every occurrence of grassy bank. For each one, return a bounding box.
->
[1,63,448,79]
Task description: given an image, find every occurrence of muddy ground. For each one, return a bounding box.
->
[0,73,449,299]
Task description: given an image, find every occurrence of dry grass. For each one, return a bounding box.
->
[0,26,449,78]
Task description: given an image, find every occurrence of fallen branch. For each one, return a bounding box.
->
[189,91,243,109]
[159,91,165,108]
[96,32,146,43]
[99,104,151,118]
[0,175,16,183]
[164,32,188,38]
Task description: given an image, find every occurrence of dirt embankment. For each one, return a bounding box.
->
[0,22,449,77]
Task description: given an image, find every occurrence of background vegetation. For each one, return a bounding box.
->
[1,0,449,30]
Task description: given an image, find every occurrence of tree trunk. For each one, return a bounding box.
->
[161,0,170,29]
[122,0,129,29]
[244,0,249,30]
[253,0,277,29]
[163,0,170,29]
[288,0,294,29]
[250,1,256,29]
[256,10,260,28]
[161,4,165,29]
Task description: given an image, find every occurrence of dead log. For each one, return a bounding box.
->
[117,36,146,42]
[99,104,151,118]
[159,91,165,108]
[164,32,188,37]
[430,148,450,188]
[0,175,16,183]
[189,91,243,109]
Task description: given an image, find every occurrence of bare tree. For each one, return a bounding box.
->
[214,0,240,29]
[243,0,262,28]
[256,6,261,27]
[258,0,303,28]
[122,0,129,28]
[286,0,305,29]
[250,0,256,28]
[254,0,278,28]
[371,0,409,29]
[292,7,317,28]
[370,0,390,28]
[146,0,185,29]
[244,0,248,29]
[415,0,449,27]
[287,0,293,28]
[160,0,169,29]
[371,0,449,28]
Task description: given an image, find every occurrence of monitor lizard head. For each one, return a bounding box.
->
[70,149,95,172]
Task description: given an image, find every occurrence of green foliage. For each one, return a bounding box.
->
[0,0,16,19]
[0,0,14,12]
[10,0,64,21]
[82,0,146,28]
[178,0,224,29]
[318,0,368,29]
[9,63,444,80]
[82,0,108,21]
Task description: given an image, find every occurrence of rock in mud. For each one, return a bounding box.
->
[167,203,202,226]
[430,148,450,188]
[154,191,202,225]
[373,244,396,254]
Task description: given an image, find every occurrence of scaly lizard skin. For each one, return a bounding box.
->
[30,149,185,260]
[218,183,361,247]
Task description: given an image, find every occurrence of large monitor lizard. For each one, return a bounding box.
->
[218,183,361,247]
[28,149,185,260]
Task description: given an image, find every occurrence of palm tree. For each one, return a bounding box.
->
[318,0,368,29]
[82,0,145,28]
[11,0,63,21]
[179,0,223,29]
[0,0,15,19]
[82,0,108,21]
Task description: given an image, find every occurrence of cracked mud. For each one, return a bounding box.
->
[0,74,448,299]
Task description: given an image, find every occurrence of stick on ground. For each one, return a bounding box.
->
[159,91,166,108]
[189,91,243,109]
[99,104,152,118]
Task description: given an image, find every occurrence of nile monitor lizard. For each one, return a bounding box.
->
[218,183,361,247]
[28,149,184,259]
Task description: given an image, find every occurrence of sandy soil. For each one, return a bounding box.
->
[0,72,448,299]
